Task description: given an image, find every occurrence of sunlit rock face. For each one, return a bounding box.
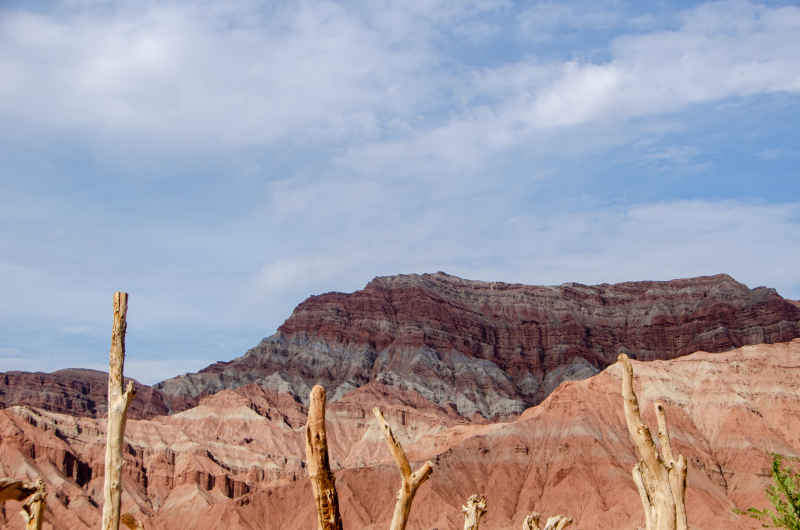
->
[155,272,800,418]
[2,340,799,529]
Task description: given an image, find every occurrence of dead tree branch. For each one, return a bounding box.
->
[102,292,136,530]
[618,353,688,530]
[305,385,343,530]
[463,494,487,530]
[372,407,433,530]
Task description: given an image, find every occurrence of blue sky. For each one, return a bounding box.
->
[1,0,799,384]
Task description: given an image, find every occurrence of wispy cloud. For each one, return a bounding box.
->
[0,1,798,377]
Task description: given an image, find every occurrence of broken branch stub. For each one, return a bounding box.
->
[102,292,137,530]
[523,511,573,530]
[305,385,343,530]
[373,407,434,530]
[19,479,46,530]
[618,353,688,530]
[463,494,487,530]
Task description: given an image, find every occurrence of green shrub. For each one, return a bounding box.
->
[738,454,800,529]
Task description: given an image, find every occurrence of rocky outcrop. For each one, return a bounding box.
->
[2,339,799,529]
[156,272,800,417]
[0,369,169,419]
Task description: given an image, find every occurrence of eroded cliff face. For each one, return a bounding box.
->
[2,340,798,530]
[155,272,800,417]
[0,369,169,419]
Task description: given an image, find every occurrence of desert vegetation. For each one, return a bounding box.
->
[738,454,800,529]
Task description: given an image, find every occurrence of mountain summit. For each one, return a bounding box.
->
[153,272,800,417]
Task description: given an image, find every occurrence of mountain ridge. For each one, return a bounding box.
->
[3,272,799,419]
[153,272,800,417]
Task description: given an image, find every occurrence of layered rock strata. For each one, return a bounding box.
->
[156,272,800,417]
[0,369,168,419]
[1,340,798,529]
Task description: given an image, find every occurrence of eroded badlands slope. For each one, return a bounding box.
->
[1,340,798,529]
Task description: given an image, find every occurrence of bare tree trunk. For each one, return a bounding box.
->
[372,408,434,530]
[618,353,688,530]
[523,512,572,530]
[305,385,343,530]
[19,480,46,530]
[102,292,136,530]
[462,494,487,530]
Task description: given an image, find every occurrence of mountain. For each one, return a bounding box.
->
[1,339,798,529]
[0,369,168,419]
[154,272,800,417]
[3,273,798,420]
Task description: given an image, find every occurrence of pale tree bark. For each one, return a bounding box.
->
[102,292,136,530]
[462,494,487,530]
[522,512,573,530]
[19,479,46,530]
[618,353,688,530]
[305,385,343,530]
[372,407,434,530]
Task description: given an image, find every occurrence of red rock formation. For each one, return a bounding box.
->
[0,369,169,419]
[1,340,798,529]
[157,272,800,417]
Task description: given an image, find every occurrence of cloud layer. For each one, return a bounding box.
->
[1,0,798,379]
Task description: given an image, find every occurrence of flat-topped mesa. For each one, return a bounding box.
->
[154,272,800,418]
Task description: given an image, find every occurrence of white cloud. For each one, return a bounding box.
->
[1,1,798,379]
[246,196,800,306]
[337,0,800,181]
[491,200,800,296]
[0,1,443,151]
[2,0,798,169]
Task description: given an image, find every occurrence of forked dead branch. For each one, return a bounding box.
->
[619,353,688,530]
[372,407,434,530]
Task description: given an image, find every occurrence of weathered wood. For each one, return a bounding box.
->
[305,385,343,530]
[463,494,487,530]
[523,511,572,530]
[19,479,46,530]
[373,407,434,530]
[102,292,136,530]
[542,515,573,530]
[618,353,688,530]
[522,512,541,530]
